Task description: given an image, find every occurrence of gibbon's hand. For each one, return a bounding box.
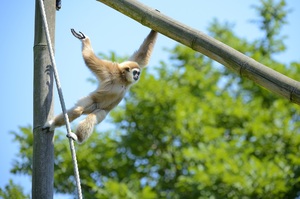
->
[71,29,86,40]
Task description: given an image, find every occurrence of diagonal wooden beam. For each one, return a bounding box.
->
[97,0,300,105]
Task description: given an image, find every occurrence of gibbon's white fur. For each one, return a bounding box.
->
[43,29,158,143]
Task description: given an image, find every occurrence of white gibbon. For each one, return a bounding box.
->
[43,29,158,143]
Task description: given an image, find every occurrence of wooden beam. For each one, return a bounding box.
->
[97,0,300,105]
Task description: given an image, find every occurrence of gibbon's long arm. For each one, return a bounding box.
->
[71,29,115,80]
[129,30,157,68]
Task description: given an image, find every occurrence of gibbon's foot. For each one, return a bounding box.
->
[42,126,50,131]
[71,29,86,40]
[66,132,78,142]
[42,120,55,131]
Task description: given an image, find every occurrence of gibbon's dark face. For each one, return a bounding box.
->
[124,66,141,83]
[121,61,141,83]
[132,68,141,81]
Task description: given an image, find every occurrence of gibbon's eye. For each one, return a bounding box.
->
[133,70,140,76]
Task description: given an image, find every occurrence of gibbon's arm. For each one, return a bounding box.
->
[71,29,115,79]
[129,30,158,68]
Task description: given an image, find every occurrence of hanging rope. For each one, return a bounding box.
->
[38,0,83,198]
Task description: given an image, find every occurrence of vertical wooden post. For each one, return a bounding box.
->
[32,0,56,198]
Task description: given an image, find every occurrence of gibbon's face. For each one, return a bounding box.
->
[132,68,141,81]
[121,61,141,83]
[125,67,141,83]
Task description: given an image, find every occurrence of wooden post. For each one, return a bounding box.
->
[32,0,56,198]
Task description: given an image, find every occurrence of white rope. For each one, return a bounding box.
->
[38,0,83,198]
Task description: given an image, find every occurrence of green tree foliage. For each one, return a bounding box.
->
[251,0,289,56]
[5,0,300,198]
[0,180,30,199]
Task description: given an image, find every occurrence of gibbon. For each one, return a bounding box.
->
[43,29,158,143]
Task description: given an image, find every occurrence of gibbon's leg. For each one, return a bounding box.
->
[43,106,85,131]
[75,109,108,143]
[43,96,94,131]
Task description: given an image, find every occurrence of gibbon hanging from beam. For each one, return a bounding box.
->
[43,29,158,143]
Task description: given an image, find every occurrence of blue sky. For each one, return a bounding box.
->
[1,0,299,197]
